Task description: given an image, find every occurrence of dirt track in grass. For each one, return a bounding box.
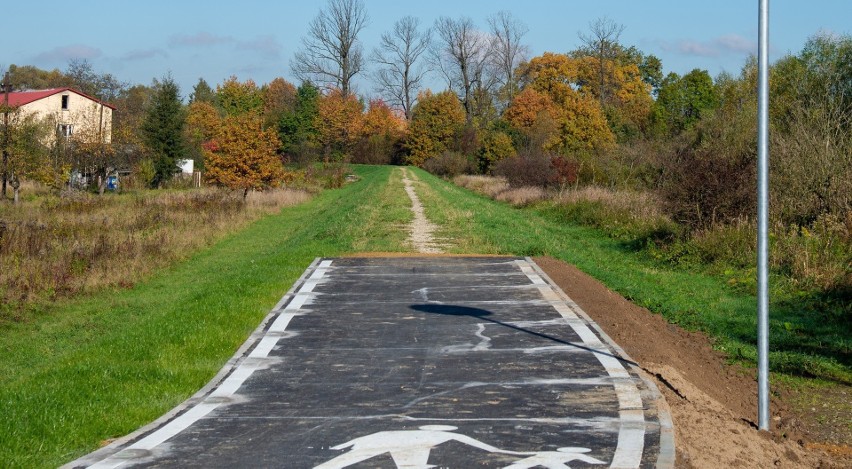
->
[534,255,851,469]
[402,169,444,254]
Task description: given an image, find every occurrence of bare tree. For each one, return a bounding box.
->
[371,16,432,120]
[432,16,494,121]
[578,16,625,107]
[291,0,368,98]
[487,11,529,109]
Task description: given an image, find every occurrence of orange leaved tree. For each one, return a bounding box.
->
[516,53,615,153]
[203,114,285,198]
[315,88,364,161]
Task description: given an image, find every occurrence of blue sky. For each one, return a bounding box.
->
[3,0,849,99]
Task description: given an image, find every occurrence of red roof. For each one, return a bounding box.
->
[1,87,116,110]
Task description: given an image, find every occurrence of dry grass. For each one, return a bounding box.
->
[554,186,667,221]
[453,175,510,198]
[0,187,311,321]
[494,186,548,206]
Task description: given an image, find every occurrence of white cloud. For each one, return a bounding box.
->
[658,33,757,59]
[33,45,102,63]
[236,35,282,59]
[168,32,234,48]
[121,48,169,61]
[715,34,756,54]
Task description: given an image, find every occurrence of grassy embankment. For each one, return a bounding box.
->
[0,166,411,468]
[407,168,849,385]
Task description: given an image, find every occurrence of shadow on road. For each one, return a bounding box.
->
[409,304,637,367]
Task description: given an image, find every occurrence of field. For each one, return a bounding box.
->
[0,165,848,467]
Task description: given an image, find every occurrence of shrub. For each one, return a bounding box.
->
[422,151,475,178]
[493,153,553,188]
[659,113,757,229]
[479,130,516,172]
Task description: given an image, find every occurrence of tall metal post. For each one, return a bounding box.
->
[757,0,771,431]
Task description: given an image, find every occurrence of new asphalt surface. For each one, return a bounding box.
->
[68,257,673,468]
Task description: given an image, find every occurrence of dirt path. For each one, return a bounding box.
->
[534,256,850,469]
[402,169,443,254]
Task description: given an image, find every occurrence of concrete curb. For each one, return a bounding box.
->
[525,257,676,469]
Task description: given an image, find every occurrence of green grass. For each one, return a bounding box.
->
[409,167,850,384]
[0,165,412,468]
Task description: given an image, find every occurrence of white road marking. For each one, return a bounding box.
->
[86,260,332,468]
[516,259,647,468]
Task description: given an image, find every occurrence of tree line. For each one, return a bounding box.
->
[1,0,849,234]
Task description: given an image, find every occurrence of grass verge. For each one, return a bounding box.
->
[0,165,411,468]
[412,168,850,384]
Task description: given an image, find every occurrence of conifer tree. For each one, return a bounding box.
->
[142,76,186,187]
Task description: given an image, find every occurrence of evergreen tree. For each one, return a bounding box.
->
[189,78,216,104]
[142,76,186,187]
[278,82,320,158]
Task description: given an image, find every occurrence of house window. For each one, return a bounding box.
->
[61,95,69,110]
[58,124,73,137]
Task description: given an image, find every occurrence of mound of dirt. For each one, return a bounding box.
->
[534,256,850,469]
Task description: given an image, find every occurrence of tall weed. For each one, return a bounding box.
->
[0,187,311,322]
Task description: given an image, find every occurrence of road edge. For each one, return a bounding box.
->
[525,257,676,469]
[61,257,324,468]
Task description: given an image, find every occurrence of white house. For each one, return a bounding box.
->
[3,87,115,142]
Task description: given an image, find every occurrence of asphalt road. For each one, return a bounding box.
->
[68,257,673,468]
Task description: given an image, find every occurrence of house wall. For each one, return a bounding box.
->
[18,90,113,143]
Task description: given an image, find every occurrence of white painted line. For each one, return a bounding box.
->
[132,402,222,450]
[87,402,223,469]
[268,312,299,333]
[611,410,647,469]
[516,259,646,468]
[248,336,279,358]
[88,260,333,468]
[210,363,259,397]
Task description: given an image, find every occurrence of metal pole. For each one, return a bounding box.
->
[757,0,771,431]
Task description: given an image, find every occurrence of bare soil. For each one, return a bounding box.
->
[534,256,851,468]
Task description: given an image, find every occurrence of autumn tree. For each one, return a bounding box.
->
[184,101,221,168]
[372,16,432,120]
[315,88,363,160]
[216,76,263,117]
[291,0,368,98]
[516,53,614,153]
[432,16,493,122]
[0,109,54,202]
[354,99,407,164]
[204,114,285,197]
[577,17,625,109]
[69,119,118,195]
[479,129,516,172]
[487,11,529,109]
[404,90,466,166]
[571,55,653,138]
[5,64,67,90]
[262,77,297,129]
[65,59,126,102]
[141,75,186,187]
[503,87,561,152]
